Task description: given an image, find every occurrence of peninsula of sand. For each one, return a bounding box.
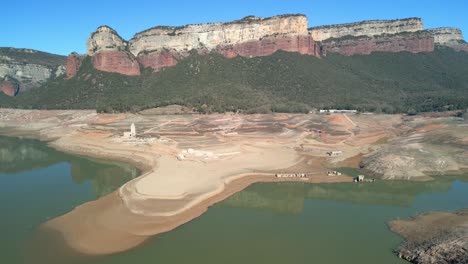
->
[0,108,466,256]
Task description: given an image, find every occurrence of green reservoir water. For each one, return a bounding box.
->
[0,135,139,264]
[1,135,468,264]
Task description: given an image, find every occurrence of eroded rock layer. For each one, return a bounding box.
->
[92,51,140,76]
[0,79,19,97]
[322,31,434,56]
[217,34,320,58]
[137,51,179,72]
[86,15,322,74]
[428,27,468,52]
[87,26,127,56]
[66,53,84,79]
[80,14,468,75]
[128,15,309,56]
[309,18,424,41]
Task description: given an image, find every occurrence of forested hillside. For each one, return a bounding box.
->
[1,47,467,113]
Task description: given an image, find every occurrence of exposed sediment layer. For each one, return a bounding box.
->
[309,18,424,41]
[322,31,434,56]
[65,53,83,79]
[91,50,141,76]
[85,14,321,74]
[2,109,466,258]
[428,27,468,52]
[428,27,464,45]
[128,15,309,56]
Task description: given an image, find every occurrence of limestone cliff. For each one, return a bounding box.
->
[309,18,424,41]
[428,27,468,52]
[128,15,309,56]
[84,15,448,74]
[322,31,434,56]
[85,26,140,75]
[0,48,66,96]
[86,14,321,74]
[86,26,127,55]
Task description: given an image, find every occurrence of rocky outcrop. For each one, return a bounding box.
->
[128,15,309,56]
[82,15,468,73]
[360,126,468,180]
[86,26,140,75]
[137,51,179,72]
[428,27,464,45]
[0,48,66,92]
[428,28,468,52]
[217,34,320,58]
[66,53,84,79]
[0,79,19,96]
[87,15,322,73]
[389,209,468,264]
[92,51,140,76]
[309,18,424,41]
[87,26,127,55]
[322,31,434,56]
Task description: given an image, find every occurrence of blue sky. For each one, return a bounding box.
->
[3,0,468,55]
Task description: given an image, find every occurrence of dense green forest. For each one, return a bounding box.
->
[1,47,467,113]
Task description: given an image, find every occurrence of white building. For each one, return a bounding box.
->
[123,123,136,138]
[319,109,357,114]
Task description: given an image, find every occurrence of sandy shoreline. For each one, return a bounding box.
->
[41,136,353,255]
[39,173,352,257]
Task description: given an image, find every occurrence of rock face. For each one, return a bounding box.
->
[87,26,127,55]
[87,15,321,74]
[217,34,320,58]
[92,51,140,76]
[0,79,19,96]
[309,18,424,41]
[137,51,179,72]
[66,53,84,79]
[322,31,434,56]
[86,26,140,75]
[428,27,468,52]
[128,15,308,56]
[309,18,434,56]
[0,48,66,92]
[428,27,464,45]
[82,15,467,74]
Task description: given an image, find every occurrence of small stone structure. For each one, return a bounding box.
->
[123,123,136,138]
[319,109,357,114]
[275,173,311,178]
[327,171,342,176]
[326,150,343,156]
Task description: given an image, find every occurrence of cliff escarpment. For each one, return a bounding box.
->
[309,18,424,41]
[309,18,436,56]
[428,27,468,52]
[80,14,321,76]
[322,31,434,56]
[128,15,309,55]
[78,15,468,76]
[0,48,66,96]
